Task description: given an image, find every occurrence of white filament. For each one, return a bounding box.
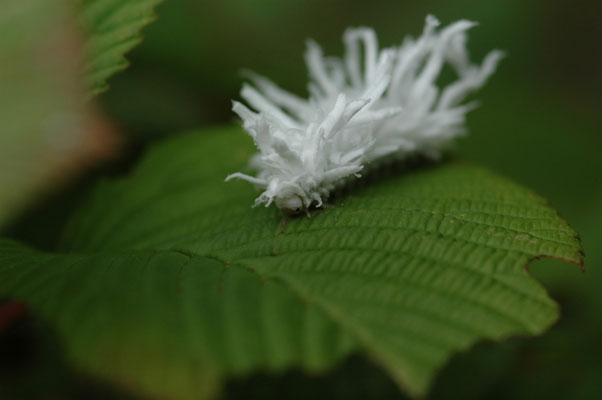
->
[226,15,504,212]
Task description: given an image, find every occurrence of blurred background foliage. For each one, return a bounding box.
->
[2,0,601,399]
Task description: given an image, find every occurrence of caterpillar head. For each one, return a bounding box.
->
[275,195,305,216]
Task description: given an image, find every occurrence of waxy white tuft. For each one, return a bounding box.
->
[226,15,504,214]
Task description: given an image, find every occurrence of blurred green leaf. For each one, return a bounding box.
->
[0,0,117,229]
[0,240,353,400]
[1,126,583,398]
[80,0,163,96]
[0,0,162,228]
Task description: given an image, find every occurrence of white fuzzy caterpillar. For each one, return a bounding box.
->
[226,15,503,214]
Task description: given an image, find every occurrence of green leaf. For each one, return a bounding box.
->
[1,126,583,398]
[0,0,118,228]
[0,240,354,399]
[80,0,163,96]
[0,0,161,227]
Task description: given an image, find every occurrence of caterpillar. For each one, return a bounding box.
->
[225,15,503,215]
